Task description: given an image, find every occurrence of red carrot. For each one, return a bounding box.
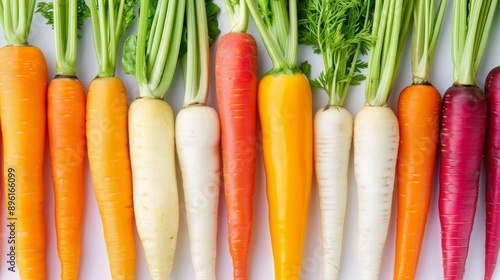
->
[216,2,257,279]
[438,0,497,278]
[485,66,500,280]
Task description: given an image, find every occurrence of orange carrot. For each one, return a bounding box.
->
[37,1,90,278]
[86,1,136,278]
[48,77,86,279]
[86,77,135,279]
[0,45,48,279]
[0,2,48,278]
[394,0,447,278]
[395,84,441,279]
[215,3,258,278]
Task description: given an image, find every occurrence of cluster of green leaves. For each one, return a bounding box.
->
[298,0,373,107]
[452,0,498,85]
[179,0,221,58]
[222,0,248,32]
[122,0,220,99]
[246,0,298,73]
[37,0,90,39]
[365,0,413,106]
[411,0,447,84]
[0,0,37,45]
[37,0,90,75]
[90,0,136,77]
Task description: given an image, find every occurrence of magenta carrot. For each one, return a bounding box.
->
[485,66,500,280]
[438,0,498,279]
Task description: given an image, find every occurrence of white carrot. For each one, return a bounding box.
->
[354,106,399,279]
[351,0,413,279]
[122,0,185,279]
[128,99,178,279]
[175,0,221,279]
[176,106,221,279]
[314,107,352,280]
[297,1,373,279]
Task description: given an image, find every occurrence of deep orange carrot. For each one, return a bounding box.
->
[216,31,258,279]
[0,45,47,280]
[86,77,135,279]
[48,77,86,280]
[394,84,441,279]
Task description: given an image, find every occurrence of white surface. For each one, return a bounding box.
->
[0,1,499,279]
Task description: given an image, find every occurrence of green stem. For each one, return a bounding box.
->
[152,0,186,98]
[0,0,34,45]
[147,0,168,75]
[136,0,150,94]
[183,0,210,106]
[184,0,199,105]
[149,1,177,90]
[97,0,110,76]
[223,0,249,33]
[89,0,103,71]
[286,0,297,67]
[245,0,289,72]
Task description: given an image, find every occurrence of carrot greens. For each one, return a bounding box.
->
[89,0,135,78]
[298,0,373,106]
[37,0,90,76]
[452,0,498,85]
[366,0,413,106]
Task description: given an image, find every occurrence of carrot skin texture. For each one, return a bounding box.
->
[259,73,313,280]
[48,77,86,280]
[439,85,486,280]
[86,77,135,280]
[0,45,47,280]
[485,66,500,280]
[394,84,441,280]
[215,32,258,280]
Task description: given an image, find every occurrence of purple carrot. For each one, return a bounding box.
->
[485,66,500,280]
[439,85,487,280]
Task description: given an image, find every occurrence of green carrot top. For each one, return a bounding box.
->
[411,0,447,84]
[89,0,135,78]
[0,0,37,46]
[298,0,373,107]
[245,0,299,74]
[223,0,248,33]
[37,0,90,76]
[452,0,498,86]
[122,0,186,99]
[181,0,220,107]
[365,0,413,106]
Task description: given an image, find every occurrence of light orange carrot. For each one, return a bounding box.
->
[86,77,135,279]
[0,44,48,280]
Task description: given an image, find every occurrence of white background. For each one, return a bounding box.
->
[1,1,500,279]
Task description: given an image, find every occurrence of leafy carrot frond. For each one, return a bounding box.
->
[123,0,186,99]
[90,0,136,78]
[245,0,299,73]
[223,0,249,32]
[0,0,37,45]
[452,0,498,85]
[37,0,90,75]
[298,0,373,106]
[365,0,413,106]
[37,0,90,38]
[182,0,221,106]
[411,0,448,84]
